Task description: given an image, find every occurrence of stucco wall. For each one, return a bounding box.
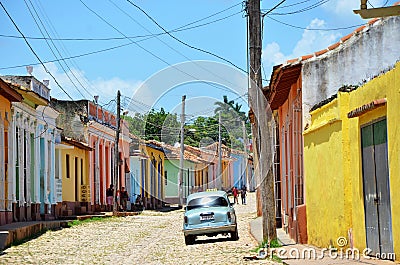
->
[303,99,347,247]
[302,16,400,128]
[304,62,400,260]
[61,146,89,202]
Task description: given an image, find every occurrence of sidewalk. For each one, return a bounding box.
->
[249,217,397,265]
[0,211,141,251]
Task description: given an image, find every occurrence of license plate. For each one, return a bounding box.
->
[200,215,214,221]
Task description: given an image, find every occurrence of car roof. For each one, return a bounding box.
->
[187,191,227,201]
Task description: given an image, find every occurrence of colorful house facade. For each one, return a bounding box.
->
[51,99,130,213]
[1,76,61,222]
[141,140,165,209]
[267,14,400,244]
[304,62,399,260]
[0,78,22,225]
[163,143,201,204]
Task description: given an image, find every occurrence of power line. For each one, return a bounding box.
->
[109,0,245,97]
[264,0,330,16]
[262,0,287,16]
[262,0,313,11]
[125,0,248,74]
[0,4,244,72]
[32,0,98,100]
[23,0,90,99]
[0,2,74,100]
[0,3,242,42]
[265,15,365,31]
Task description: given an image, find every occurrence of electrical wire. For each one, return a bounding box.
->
[109,0,245,94]
[32,0,99,101]
[262,0,287,16]
[125,0,248,74]
[265,15,365,31]
[262,0,313,11]
[23,0,90,99]
[265,0,330,16]
[0,3,242,42]
[0,2,75,100]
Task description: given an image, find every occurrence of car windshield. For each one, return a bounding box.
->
[186,196,229,210]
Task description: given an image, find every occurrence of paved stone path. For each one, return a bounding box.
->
[0,193,278,265]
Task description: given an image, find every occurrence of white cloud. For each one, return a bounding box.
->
[292,19,341,57]
[262,18,341,75]
[32,62,141,106]
[321,0,386,19]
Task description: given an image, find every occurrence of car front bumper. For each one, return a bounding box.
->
[183,224,237,236]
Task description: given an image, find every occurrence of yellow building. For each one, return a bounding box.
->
[304,62,399,260]
[142,140,165,209]
[60,137,92,214]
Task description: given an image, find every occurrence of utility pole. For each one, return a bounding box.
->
[247,0,277,242]
[242,120,249,189]
[218,112,222,190]
[179,95,186,206]
[113,90,121,215]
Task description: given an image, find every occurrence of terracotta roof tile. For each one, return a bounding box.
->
[287,58,298,64]
[368,18,379,25]
[283,16,386,66]
[354,25,366,33]
[328,42,340,50]
[301,54,313,60]
[340,33,353,43]
[315,49,328,57]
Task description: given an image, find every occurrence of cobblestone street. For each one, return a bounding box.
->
[0,193,278,265]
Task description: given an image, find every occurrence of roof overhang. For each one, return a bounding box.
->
[18,89,49,106]
[268,64,302,110]
[61,137,93,151]
[354,1,400,18]
[0,79,23,102]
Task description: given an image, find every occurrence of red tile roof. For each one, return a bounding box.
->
[283,16,385,66]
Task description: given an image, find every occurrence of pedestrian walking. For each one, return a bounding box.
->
[120,187,129,211]
[233,187,239,204]
[106,184,114,211]
[241,186,247,205]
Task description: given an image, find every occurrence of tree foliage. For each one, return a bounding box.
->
[123,96,251,149]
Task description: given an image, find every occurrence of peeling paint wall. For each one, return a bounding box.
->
[302,16,400,128]
[51,100,89,143]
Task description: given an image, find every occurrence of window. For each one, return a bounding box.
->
[66,154,70,178]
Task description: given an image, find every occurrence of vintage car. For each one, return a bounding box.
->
[182,191,238,245]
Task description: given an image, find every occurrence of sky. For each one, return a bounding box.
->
[0,0,396,118]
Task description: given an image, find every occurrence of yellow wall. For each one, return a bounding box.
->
[143,144,165,200]
[61,145,89,202]
[304,62,400,259]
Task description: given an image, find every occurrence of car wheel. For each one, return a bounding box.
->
[231,227,239,241]
[184,235,195,245]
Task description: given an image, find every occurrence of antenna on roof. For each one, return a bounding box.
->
[26,66,33,75]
